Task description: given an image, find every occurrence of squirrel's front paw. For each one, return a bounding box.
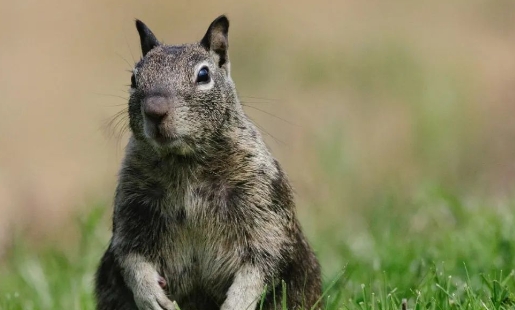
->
[133,287,176,310]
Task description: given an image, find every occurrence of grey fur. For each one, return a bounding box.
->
[95,15,322,310]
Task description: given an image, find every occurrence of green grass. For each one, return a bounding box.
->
[316,189,515,310]
[2,189,515,310]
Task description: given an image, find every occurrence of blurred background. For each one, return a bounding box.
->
[1,0,515,281]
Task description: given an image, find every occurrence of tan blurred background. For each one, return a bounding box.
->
[1,0,515,258]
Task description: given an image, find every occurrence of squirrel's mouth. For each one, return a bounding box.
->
[143,117,192,154]
[150,132,193,155]
[143,119,179,144]
[150,130,179,146]
[154,136,173,145]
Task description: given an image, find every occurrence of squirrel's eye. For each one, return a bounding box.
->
[131,74,137,88]
[196,67,210,84]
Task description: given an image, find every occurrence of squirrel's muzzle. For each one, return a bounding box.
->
[141,95,180,145]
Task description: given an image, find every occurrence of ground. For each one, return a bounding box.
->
[2,188,515,310]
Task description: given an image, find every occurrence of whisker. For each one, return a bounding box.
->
[124,33,136,64]
[240,96,277,102]
[102,109,130,150]
[251,119,286,146]
[115,52,133,70]
[230,104,286,147]
[91,92,129,102]
[107,109,128,130]
[103,108,129,137]
[241,104,298,127]
[240,101,274,106]
[240,101,275,106]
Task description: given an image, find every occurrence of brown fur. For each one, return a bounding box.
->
[94,15,322,310]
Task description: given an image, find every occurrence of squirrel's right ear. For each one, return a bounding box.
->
[135,19,160,56]
[200,15,229,68]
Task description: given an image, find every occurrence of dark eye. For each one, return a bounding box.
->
[196,67,210,84]
[130,74,137,88]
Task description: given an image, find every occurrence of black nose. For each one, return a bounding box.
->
[143,96,169,124]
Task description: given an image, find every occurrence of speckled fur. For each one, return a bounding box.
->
[94,15,322,310]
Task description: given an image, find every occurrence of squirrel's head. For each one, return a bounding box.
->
[128,15,240,155]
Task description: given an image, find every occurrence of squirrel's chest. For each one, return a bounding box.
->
[156,183,244,294]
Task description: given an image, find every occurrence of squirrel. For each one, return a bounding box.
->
[94,15,322,310]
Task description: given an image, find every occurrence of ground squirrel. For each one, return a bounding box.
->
[94,15,322,310]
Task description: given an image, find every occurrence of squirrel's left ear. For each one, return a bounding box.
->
[135,19,160,56]
[200,15,229,68]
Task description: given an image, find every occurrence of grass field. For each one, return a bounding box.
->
[2,190,515,310]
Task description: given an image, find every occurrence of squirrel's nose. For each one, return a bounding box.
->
[143,96,169,124]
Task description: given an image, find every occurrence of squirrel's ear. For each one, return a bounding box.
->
[200,15,229,68]
[135,19,160,56]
